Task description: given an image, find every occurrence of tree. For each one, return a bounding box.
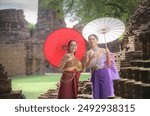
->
[28,23,35,37]
[40,0,142,24]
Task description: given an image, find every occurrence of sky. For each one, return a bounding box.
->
[0,0,77,28]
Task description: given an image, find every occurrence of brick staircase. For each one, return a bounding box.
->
[38,80,92,99]
[0,64,25,99]
[113,60,150,99]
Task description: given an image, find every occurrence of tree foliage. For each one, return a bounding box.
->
[40,0,142,24]
[28,23,35,30]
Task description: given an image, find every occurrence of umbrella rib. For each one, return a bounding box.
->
[107,32,121,39]
[104,18,112,27]
[89,22,99,28]
[56,53,63,66]
[109,24,125,30]
[104,34,111,43]
[111,24,125,27]
[110,29,125,32]
[57,29,63,42]
[106,19,124,29]
[109,22,125,28]
[106,18,117,27]
[111,27,125,30]
[85,26,97,30]
[98,19,104,28]
[107,33,117,41]
[83,30,96,34]
[109,31,124,35]
[105,34,112,42]
[83,26,98,33]
[72,30,80,40]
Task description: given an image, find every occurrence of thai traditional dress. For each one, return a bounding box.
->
[57,54,82,99]
[87,48,120,99]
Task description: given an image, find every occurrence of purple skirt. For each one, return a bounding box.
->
[90,53,120,99]
[91,68,114,99]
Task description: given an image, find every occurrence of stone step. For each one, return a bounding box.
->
[0,65,4,72]
[108,96,122,99]
[77,94,92,99]
[124,80,136,99]
[0,90,25,99]
[141,84,150,99]
[81,82,92,94]
[113,79,150,99]
[49,93,57,99]
[124,51,142,60]
[130,60,150,68]
[140,68,150,83]
[38,95,49,99]
[38,89,58,99]
[0,79,12,94]
[0,72,8,81]
[120,67,150,83]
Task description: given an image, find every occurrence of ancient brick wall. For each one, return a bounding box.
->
[111,1,150,99]
[0,41,48,76]
[0,9,30,76]
[114,0,150,69]
[0,0,66,76]
[121,0,150,53]
[0,9,28,32]
[35,0,66,39]
[0,43,26,76]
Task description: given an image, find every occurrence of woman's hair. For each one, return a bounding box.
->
[67,40,77,54]
[88,34,99,41]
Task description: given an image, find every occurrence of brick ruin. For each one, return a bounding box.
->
[112,0,150,99]
[0,0,66,76]
[0,9,28,32]
[0,9,30,76]
[0,64,25,98]
[36,0,66,39]
[114,0,150,67]
[0,9,29,42]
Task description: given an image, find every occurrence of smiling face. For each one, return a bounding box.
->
[68,40,77,53]
[88,35,98,47]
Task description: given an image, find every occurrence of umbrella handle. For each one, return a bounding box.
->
[105,42,108,52]
[104,34,108,52]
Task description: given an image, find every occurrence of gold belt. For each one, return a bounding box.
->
[91,66,105,71]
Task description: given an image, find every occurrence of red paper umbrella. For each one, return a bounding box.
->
[43,28,86,67]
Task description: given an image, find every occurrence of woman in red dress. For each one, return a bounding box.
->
[57,40,82,99]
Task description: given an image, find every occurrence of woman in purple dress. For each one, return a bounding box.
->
[83,34,120,99]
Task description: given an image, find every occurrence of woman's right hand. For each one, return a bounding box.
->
[58,53,72,69]
[89,52,96,61]
[66,54,73,62]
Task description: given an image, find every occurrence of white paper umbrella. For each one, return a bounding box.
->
[82,17,125,45]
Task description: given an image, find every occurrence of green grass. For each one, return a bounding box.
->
[12,73,90,99]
